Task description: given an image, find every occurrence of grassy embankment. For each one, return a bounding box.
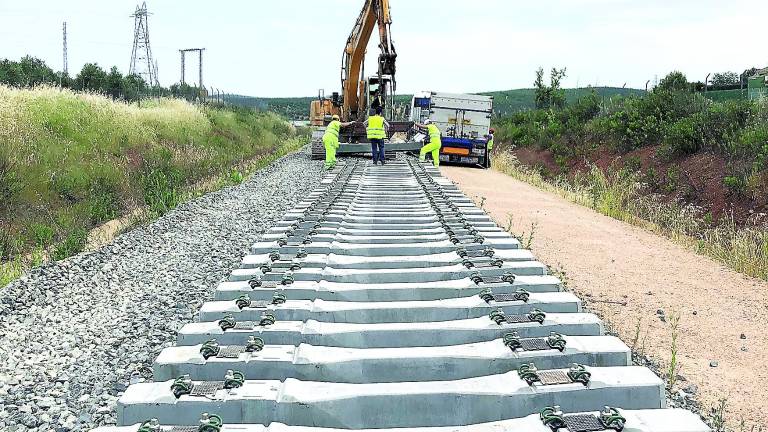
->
[492,73,768,280]
[0,86,308,286]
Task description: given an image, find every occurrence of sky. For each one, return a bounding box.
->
[1,0,767,97]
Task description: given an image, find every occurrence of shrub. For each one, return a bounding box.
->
[229,169,244,184]
[87,166,123,224]
[140,149,183,217]
[735,124,768,169]
[723,175,745,194]
[662,114,704,157]
[28,223,55,247]
[657,71,690,92]
[624,156,642,172]
[51,228,87,261]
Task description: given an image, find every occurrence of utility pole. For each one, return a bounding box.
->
[129,2,159,87]
[180,51,186,84]
[62,22,68,77]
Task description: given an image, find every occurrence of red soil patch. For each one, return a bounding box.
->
[510,145,766,225]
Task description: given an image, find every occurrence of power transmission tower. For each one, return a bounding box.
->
[129,2,159,87]
[62,22,68,76]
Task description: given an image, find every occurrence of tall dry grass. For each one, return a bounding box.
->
[493,152,768,281]
[0,85,306,287]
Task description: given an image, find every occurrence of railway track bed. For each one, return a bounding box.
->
[90,158,710,432]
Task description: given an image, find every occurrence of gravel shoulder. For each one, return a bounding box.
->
[441,165,768,428]
[0,146,323,431]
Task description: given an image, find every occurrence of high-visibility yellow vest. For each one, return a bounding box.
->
[366,115,386,140]
[427,124,442,146]
[324,120,341,140]
[487,134,494,150]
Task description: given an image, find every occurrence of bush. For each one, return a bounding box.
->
[723,175,745,194]
[229,169,244,184]
[51,228,87,261]
[28,223,55,247]
[735,124,768,169]
[141,149,183,217]
[88,166,122,223]
[662,114,704,157]
[657,71,690,92]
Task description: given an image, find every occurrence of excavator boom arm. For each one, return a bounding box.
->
[341,0,397,121]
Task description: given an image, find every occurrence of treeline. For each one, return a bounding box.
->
[0,55,206,102]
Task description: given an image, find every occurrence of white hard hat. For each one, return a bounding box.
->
[424,119,432,125]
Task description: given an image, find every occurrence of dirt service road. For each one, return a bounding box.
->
[442,165,768,426]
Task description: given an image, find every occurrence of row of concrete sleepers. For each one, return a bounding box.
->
[93,159,709,432]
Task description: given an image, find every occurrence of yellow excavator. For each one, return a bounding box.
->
[310,0,396,126]
[310,0,418,159]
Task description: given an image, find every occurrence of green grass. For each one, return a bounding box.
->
[0,85,306,287]
[493,152,768,281]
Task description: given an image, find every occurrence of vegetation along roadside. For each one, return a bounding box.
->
[0,85,309,287]
[492,69,768,281]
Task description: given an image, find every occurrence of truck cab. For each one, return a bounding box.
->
[410,91,494,167]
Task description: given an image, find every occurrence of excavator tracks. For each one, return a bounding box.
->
[91,159,709,432]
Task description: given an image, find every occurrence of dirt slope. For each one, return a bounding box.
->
[441,165,768,427]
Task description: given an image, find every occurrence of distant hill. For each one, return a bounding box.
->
[226,87,645,120]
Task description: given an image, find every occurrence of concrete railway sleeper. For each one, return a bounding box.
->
[176,313,604,347]
[95,408,710,432]
[89,159,709,432]
[196,291,581,323]
[214,275,563,301]
[152,335,631,382]
[240,249,536,271]
[230,262,548,284]
[116,367,664,427]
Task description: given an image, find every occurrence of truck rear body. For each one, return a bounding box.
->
[411,91,493,167]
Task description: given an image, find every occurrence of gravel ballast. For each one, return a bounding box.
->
[0,147,324,432]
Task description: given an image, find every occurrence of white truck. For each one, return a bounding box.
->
[410,91,494,167]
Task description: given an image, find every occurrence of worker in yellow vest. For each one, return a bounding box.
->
[484,128,495,169]
[416,119,442,167]
[322,114,353,170]
[364,107,389,165]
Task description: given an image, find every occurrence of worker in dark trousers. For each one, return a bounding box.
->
[484,128,495,169]
[364,106,389,164]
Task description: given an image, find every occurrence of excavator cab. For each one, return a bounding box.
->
[361,75,393,118]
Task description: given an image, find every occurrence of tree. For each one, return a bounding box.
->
[657,71,689,92]
[549,67,567,109]
[534,67,546,109]
[711,71,739,88]
[534,67,568,109]
[0,60,24,86]
[122,74,147,102]
[18,56,56,86]
[105,66,124,99]
[74,63,108,92]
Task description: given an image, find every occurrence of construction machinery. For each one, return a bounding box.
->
[410,91,494,167]
[311,0,418,159]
